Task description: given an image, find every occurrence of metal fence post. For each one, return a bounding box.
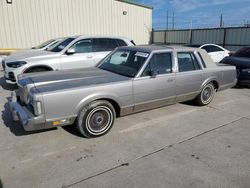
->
[223,28,227,48]
[164,30,167,44]
[151,28,154,44]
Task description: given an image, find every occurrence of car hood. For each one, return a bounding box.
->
[10,49,41,56]
[5,50,58,62]
[19,67,131,93]
[221,56,250,68]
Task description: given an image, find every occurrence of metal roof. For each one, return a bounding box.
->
[116,0,153,9]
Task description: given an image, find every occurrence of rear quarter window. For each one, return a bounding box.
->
[116,39,127,46]
[197,52,207,68]
[93,38,119,52]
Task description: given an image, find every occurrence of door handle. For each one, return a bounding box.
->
[86,55,93,59]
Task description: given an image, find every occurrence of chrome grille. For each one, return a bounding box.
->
[17,78,35,104]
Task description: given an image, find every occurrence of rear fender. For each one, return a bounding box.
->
[200,77,219,91]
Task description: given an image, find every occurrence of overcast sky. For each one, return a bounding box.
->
[135,0,250,29]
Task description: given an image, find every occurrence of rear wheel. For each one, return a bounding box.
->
[195,82,215,106]
[77,100,115,138]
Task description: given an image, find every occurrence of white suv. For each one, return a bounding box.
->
[2,35,135,84]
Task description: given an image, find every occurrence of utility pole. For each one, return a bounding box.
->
[172,12,175,29]
[220,14,223,27]
[166,11,169,30]
[189,20,193,44]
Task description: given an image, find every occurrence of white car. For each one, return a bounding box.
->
[31,38,63,50]
[200,44,230,63]
[2,35,135,84]
[9,38,63,57]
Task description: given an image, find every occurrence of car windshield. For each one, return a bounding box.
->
[47,38,75,52]
[98,49,148,77]
[32,39,55,49]
[233,47,250,58]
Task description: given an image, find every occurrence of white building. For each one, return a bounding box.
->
[0,0,152,48]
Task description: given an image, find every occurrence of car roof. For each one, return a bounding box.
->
[118,44,201,53]
[117,44,217,69]
[69,35,132,41]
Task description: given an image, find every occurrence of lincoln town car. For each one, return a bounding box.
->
[9,45,237,137]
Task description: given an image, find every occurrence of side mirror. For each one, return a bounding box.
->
[149,69,158,78]
[66,48,75,55]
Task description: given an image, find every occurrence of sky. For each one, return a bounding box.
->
[135,0,250,29]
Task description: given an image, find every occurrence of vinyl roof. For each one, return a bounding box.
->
[118,45,201,53]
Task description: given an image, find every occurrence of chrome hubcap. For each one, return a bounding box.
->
[86,106,113,135]
[201,85,214,104]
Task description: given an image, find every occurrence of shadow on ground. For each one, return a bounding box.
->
[62,124,85,138]
[234,85,250,89]
[2,100,56,136]
[0,178,2,188]
[0,76,17,91]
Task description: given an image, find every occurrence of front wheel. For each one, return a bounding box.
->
[195,83,215,106]
[77,100,115,138]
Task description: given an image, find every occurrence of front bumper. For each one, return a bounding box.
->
[4,71,17,84]
[9,91,47,131]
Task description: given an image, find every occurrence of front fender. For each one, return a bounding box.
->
[74,93,122,114]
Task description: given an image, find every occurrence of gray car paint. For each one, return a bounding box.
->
[9,45,237,132]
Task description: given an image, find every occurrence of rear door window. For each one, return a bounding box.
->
[177,52,201,72]
[116,39,127,46]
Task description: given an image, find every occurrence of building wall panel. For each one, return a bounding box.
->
[0,0,152,48]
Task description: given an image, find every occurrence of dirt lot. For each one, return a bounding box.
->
[0,71,250,188]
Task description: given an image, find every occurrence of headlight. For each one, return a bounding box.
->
[32,100,42,115]
[7,61,27,68]
[28,94,42,116]
[241,68,250,73]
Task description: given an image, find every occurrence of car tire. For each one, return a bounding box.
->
[26,67,50,73]
[195,82,215,106]
[76,100,116,138]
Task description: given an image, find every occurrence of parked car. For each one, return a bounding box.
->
[9,45,237,138]
[31,38,63,50]
[220,46,250,86]
[186,44,230,63]
[8,38,63,57]
[0,56,6,70]
[2,35,135,84]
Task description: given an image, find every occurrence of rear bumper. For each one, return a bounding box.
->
[237,79,250,87]
[218,78,237,91]
[9,91,46,131]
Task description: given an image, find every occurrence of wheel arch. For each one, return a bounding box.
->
[23,65,54,73]
[200,77,219,91]
[75,94,122,118]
